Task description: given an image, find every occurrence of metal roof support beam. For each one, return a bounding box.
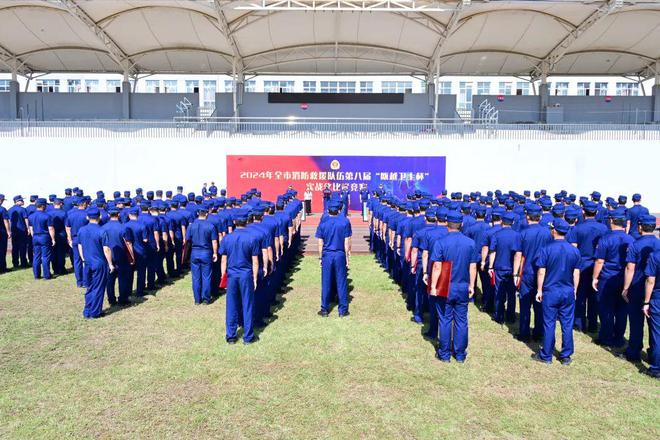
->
[428,0,470,73]
[57,0,137,75]
[223,1,459,13]
[0,44,32,76]
[531,0,622,78]
[213,0,244,72]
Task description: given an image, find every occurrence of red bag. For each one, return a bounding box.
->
[489,270,496,286]
[181,240,192,265]
[516,256,525,289]
[405,246,412,263]
[123,239,135,266]
[427,261,452,298]
[219,273,227,289]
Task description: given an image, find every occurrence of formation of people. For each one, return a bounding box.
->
[0,187,302,345]
[366,188,659,377]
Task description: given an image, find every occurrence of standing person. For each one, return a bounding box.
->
[185,206,218,305]
[621,215,659,362]
[78,207,112,319]
[429,212,478,363]
[28,199,55,280]
[322,184,332,213]
[488,212,522,324]
[66,198,89,287]
[139,203,159,291]
[626,194,649,239]
[643,249,660,378]
[0,194,10,273]
[8,195,29,268]
[49,198,68,275]
[515,205,552,342]
[303,188,313,216]
[567,201,609,333]
[219,210,260,344]
[101,208,135,306]
[315,200,352,317]
[592,211,634,348]
[125,207,149,297]
[532,219,581,365]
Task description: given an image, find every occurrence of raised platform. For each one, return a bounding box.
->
[301,212,371,256]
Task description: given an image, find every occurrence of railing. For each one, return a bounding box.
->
[0,118,659,140]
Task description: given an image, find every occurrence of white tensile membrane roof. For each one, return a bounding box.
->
[0,0,659,80]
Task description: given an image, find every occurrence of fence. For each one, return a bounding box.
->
[0,119,659,141]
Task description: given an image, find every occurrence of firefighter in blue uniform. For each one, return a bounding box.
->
[621,215,659,362]
[66,198,89,287]
[49,198,68,275]
[28,198,55,280]
[78,207,112,319]
[592,210,634,347]
[101,208,135,306]
[515,204,552,342]
[429,211,478,363]
[532,219,581,365]
[480,208,503,313]
[643,249,660,378]
[488,212,522,324]
[626,194,649,239]
[220,209,260,344]
[125,207,148,296]
[567,201,608,332]
[186,206,218,305]
[0,194,9,273]
[8,195,29,268]
[315,200,352,317]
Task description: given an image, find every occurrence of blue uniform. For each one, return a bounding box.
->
[315,215,352,315]
[101,220,134,304]
[624,235,659,361]
[430,231,478,361]
[219,228,260,343]
[480,223,502,312]
[186,219,218,304]
[65,208,89,287]
[519,224,553,339]
[125,219,148,296]
[567,218,609,332]
[536,239,581,362]
[8,204,29,268]
[0,205,8,272]
[645,251,660,375]
[594,230,634,347]
[489,227,522,323]
[139,213,159,290]
[78,223,108,318]
[29,211,53,279]
[49,208,68,275]
[626,204,649,240]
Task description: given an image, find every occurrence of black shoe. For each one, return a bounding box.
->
[226,337,238,345]
[243,336,259,345]
[202,300,210,305]
[118,301,131,307]
[643,369,660,379]
[559,357,573,366]
[532,334,543,342]
[410,317,424,325]
[515,334,531,343]
[434,352,450,363]
[317,310,329,317]
[423,332,436,341]
[339,312,350,318]
[531,353,551,364]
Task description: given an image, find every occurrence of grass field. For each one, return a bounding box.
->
[1,255,659,439]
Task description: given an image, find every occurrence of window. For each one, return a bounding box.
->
[577,82,591,96]
[245,80,256,93]
[498,82,512,95]
[320,81,356,93]
[85,80,100,92]
[36,79,60,93]
[554,82,569,96]
[359,81,374,93]
[163,80,178,93]
[616,82,639,96]
[476,81,490,95]
[516,81,530,95]
[438,81,452,94]
[185,80,199,93]
[264,80,294,92]
[106,80,121,92]
[145,80,160,93]
[458,81,473,111]
[67,79,82,93]
[381,81,412,93]
[303,81,317,92]
[0,79,10,92]
[595,82,608,96]
[223,80,234,93]
[203,80,217,107]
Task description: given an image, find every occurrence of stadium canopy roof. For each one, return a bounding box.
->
[0,0,659,79]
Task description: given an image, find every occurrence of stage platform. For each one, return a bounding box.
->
[300,212,371,256]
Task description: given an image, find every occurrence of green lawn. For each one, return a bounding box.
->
[1,256,659,439]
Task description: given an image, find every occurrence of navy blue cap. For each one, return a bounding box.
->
[136,187,143,193]
[96,191,104,197]
[36,198,47,206]
[0,194,4,200]
[234,209,249,222]
[129,207,140,216]
[446,211,463,224]
[53,198,63,204]
[436,208,448,222]
[177,186,183,191]
[146,191,154,197]
[29,195,38,202]
[632,193,641,202]
[550,218,570,234]
[609,210,626,220]
[87,207,100,218]
[197,206,209,214]
[590,191,601,200]
[123,191,131,197]
[618,195,627,204]
[112,191,120,198]
[502,212,516,224]
[475,205,487,215]
[156,190,163,196]
[328,200,341,211]
[551,204,565,214]
[565,208,580,221]
[108,207,120,215]
[639,215,656,226]
[583,201,598,214]
[526,204,542,215]
[165,190,172,197]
